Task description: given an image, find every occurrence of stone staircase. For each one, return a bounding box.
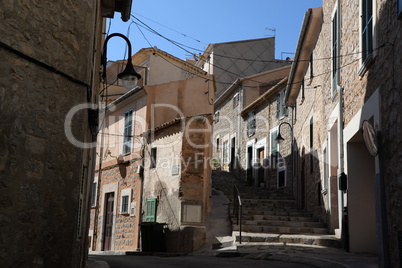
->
[212,170,341,250]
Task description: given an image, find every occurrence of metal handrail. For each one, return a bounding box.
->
[233,185,243,244]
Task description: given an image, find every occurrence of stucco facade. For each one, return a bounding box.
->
[287,2,402,267]
[132,47,207,86]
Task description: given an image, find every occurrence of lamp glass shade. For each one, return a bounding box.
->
[119,79,138,90]
[117,60,142,89]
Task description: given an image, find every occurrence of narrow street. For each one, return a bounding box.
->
[89,254,313,268]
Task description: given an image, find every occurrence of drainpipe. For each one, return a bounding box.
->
[337,85,347,251]
[92,108,106,251]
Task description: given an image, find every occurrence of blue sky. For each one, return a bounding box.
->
[105,0,322,62]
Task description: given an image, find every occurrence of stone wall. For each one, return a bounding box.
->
[90,159,142,252]
[0,1,102,267]
[291,0,401,266]
[213,88,240,172]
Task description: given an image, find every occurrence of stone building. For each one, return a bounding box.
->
[142,76,214,253]
[195,37,290,100]
[287,2,402,267]
[89,86,146,252]
[90,47,212,253]
[0,0,132,267]
[212,66,293,194]
[239,72,293,193]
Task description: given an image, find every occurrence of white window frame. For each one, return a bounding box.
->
[233,93,240,108]
[255,138,267,163]
[276,89,287,119]
[269,126,279,169]
[222,139,229,166]
[122,109,133,155]
[91,176,99,207]
[120,188,132,215]
[247,111,256,137]
[269,126,279,155]
[214,111,220,123]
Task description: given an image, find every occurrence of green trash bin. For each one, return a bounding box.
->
[140,222,167,252]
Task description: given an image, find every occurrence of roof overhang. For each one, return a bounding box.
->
[240,77,288,117]
[101,0,133,22]
[286,7,323,107]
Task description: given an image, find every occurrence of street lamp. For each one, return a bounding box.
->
[101,33,141,90]
[275,122,292,144]
[275,121,294,195]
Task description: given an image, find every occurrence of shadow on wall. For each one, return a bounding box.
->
[363,2,396,267]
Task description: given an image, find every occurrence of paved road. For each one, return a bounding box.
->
[91,254,313,268]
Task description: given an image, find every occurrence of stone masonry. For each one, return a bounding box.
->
[0,1,103,267]
[289,1,402,267]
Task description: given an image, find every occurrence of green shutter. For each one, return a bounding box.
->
[271,130,278,154]
[145,198,157,222]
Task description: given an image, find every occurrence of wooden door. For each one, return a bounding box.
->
[103,193,114,251]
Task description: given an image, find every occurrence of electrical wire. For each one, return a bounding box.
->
[128,14,390,89]
[130,14,376,64]
[132,12,208,46]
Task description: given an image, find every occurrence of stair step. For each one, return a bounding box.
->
[243,220,325,228]
[241,210,311,217]
[233,225,329,235]
[233,232,341,248]
[252,215,317,222]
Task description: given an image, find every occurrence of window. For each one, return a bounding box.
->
[123,109,133,154]
[276,89,287,119]
[90,181,97,207]
[361,0,373,63]
[310,117,314,173]
[120,188,131,215]
[323,147,329,190]
[398,0,402,18]
[309,54,314,80]
[247,111,256,137]
[222,140,229,165]
[317,183,322,205]
[277,168,286,188]
[121,195,129,214]
[145,198,157,222]
[150,147,157,169]
[233,93,240,108]
[332,7,339,93]
[216,138,220,152]
[270,127,279,168]
[214,111,220,122]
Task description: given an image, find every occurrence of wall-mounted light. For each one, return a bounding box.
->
[101,33,141,90]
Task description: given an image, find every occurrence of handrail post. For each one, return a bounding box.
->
[239,197,242,244]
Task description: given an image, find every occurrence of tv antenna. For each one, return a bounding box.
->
[265,27,276,37]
